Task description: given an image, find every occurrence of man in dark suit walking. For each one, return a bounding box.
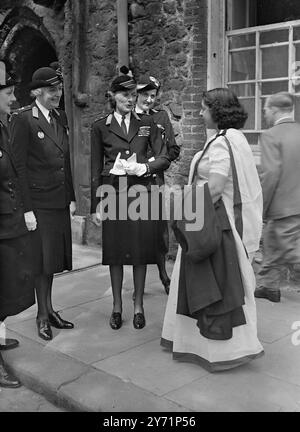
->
[10,67,76,339]
[255,92,300,302]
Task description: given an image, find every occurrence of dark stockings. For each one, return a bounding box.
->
[35,273,54,320]
[109,264,147,314]
[110,265,123,314]
[133,265,146,314]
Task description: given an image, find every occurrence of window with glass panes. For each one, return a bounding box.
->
[225,20,300,132]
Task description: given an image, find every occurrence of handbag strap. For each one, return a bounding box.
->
[191,129,243,241]
[221,131,243,241]
[191,131,225,184]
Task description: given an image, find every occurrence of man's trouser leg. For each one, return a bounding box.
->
[257,220,284,293]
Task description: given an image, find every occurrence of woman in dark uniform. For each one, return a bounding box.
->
[10,67,76,341]
[0,62,35,387]
[134,75,180,294]
[91,71,170,330]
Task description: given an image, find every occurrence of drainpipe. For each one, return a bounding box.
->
[117,0,129,71]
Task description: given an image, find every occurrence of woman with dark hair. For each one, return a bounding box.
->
[91,71,170,330]
[0,61,35,387]
[161,88,264,372]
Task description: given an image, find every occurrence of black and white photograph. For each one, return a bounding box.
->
[0,0,300,417]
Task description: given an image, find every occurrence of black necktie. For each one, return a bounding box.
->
[121,115,127,136]
[49,111,57,136]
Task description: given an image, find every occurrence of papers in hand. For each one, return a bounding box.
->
[109,152,137,175]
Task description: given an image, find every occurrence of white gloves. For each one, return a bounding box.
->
[109,152,147,177]
[123,161,147,176]
[24,211,37,231]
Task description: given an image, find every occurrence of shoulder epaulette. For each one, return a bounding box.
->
[94,112,112,124]
[11,105,31,116]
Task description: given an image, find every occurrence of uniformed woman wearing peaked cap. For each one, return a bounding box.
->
[0,61,35,388]
[91,68,170,330]
[9,66,76,342]
[135,75,180,295]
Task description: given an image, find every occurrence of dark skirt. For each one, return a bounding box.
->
[102,189,165,265]
[31,208,72,275]
[0,233,35,317]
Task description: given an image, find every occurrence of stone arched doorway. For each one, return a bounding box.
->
[5,27,58,107]
[0,7,59,108]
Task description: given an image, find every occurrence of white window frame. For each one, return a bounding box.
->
[225,19,300,133]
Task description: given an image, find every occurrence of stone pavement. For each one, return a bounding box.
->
[0,386,65,412]
[2,244,300,412]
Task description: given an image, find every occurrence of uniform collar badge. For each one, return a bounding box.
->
[106,114,113,125]
[32,106,39,118]
[38,131,45,139]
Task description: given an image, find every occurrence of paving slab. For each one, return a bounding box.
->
[51,267,111,309]
[43,304,161,364]
[7,306,87,348]
[0,386,65,412]
[2,332,89,410]
[59,369,189,412]
[93,339,209,396]
[164,367,300,412]
[72,243,101,270]
[247,334,300,387]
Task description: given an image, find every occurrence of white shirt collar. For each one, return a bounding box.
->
[135,105,148,114]
[36,99,50,122]
[114,111,131,132]
[274,115,293,125]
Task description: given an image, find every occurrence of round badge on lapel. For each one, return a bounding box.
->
[38,131,45,139]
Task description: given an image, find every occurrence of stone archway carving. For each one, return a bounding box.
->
[0,6,58,106]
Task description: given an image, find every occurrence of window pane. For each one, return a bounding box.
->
[228,34,255,49]
[261,80,288,96]
[241,99,255,129]
[293,26,300,41]
[262,46,288,78]
[244,133,259,146]
[260,30,289,45]
[228,83,255,97]
[260,96,269,130]
[229,50,256,81]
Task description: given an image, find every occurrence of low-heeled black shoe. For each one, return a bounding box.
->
[0,362,21,388]
[133,313,146,329]
[0,338,19,351]
[110,312,122,330]
[36,318,53,341]
[49,311,74,329]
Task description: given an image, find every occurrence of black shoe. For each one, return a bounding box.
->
[0,338,19,351]
[0,363,21,388]
[133,313,146,329]
[254,287,281,303]
[110,312,122,330]
[162,277,170,295]
[49,311,74,329]
[36,318,53,341]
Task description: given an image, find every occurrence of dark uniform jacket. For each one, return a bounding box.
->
[91,111,170,213]
[0,121,27,239]
[9,102,75,211]
[135,108,180,185]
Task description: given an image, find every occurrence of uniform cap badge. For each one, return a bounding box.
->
[38,131,45,139]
